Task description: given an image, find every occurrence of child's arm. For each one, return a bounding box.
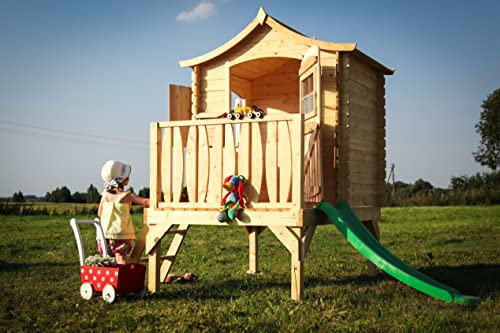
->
[130,193,150,206]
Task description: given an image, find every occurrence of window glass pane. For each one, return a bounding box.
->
[303,94,314,114]
[301,74,315,114]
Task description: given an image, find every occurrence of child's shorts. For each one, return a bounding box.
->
[98,239,133,256]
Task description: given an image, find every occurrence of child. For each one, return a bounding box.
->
[98,160,149,265]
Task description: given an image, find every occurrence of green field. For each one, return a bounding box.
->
[1,206,499,332]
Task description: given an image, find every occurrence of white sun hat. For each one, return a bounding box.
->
[101,160,131,186]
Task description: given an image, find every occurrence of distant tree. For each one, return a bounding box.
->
[412,179,433,194]
[72,192,86,203]
[450,175,468,191]
[473,88,500,170]
[138,187,150,198]
[450,172,500,191]
[86,184,100,203]
[12,191,25,203]
[46,186,73,203]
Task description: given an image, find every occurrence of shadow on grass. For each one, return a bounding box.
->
[0,260,75,273]
[307,263,499,299]
[420,264,500,297]
[146,264,500,301]
[149,277,291,301]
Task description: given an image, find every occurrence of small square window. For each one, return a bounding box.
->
[301,74,315,114]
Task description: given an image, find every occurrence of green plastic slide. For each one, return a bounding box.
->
[315,201,480,305]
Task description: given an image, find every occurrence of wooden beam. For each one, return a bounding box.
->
[245,226,264,273]
[130,223,149,262]
[150,123,162,209]
[268,226,306,300]
[145,224,174,255]
[160,224,190,282]
[146,208,303,227]
[148,241,161,293]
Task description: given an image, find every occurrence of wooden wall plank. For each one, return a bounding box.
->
[238,123,251,203]
[278,121,292,202]
[198,126,210,203]
[161,127,172,203]
[223,124,236,177]
[185,126,198,202]
[208,125,224,203]
[172,127,184,202]
[265,121,278,203]
[150,123,162,208]
[250,123,264,203]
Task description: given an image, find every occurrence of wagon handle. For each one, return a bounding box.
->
[70,218,109,265]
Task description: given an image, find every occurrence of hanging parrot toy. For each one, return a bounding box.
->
[217,175,247,222]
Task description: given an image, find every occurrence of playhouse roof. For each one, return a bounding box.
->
[179,7,394,75]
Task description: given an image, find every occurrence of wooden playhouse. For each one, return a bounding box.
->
[132,7,394,300]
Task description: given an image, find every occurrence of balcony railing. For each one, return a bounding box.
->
[149,113,324,212]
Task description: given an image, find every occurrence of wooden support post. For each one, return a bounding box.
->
[269,226,317,301]
[192,66,200,118]
[245,226,265,274]
[291,247,304,301]
[148,240,161,293]
[150,122,162,209]
[362,220,380,276]
[292,114,305,210]
[289,227,304,301]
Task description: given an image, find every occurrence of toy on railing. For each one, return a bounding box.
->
[227,99,264,120]
[217,175,247,222]
[227,105,264,120]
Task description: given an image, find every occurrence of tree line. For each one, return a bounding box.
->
[386,171,500,206]
[6,171,499,207]
[6,185,150,204]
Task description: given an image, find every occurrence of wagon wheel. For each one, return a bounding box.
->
[235,113,242,120]
[255,111,263,118]
[247,112,254,119]
[102,284,116,304]
[227,113,234,120]
[80,282,93,300]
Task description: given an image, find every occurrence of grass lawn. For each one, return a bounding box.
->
[0,206,499,332]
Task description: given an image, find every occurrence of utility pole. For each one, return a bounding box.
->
[387,163,395,195]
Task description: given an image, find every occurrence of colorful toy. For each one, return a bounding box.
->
[227,105,264,120]
[217,175,247,222]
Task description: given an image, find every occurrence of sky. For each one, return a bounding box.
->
[0,0,498,197]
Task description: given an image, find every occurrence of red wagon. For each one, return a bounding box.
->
[70,218,146,303]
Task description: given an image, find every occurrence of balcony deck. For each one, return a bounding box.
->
[147,113,326,226]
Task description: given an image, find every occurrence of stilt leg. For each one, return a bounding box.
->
[291,251,304,301]
[148,240,161,293]
[269,226,311,301]
[362,220,380,276]
[245,226,265,274]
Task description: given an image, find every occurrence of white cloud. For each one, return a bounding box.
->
[177,1,216,23]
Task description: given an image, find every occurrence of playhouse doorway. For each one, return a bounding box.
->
[230,57,301,115]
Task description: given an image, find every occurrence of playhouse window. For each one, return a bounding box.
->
[301,74,315,114]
